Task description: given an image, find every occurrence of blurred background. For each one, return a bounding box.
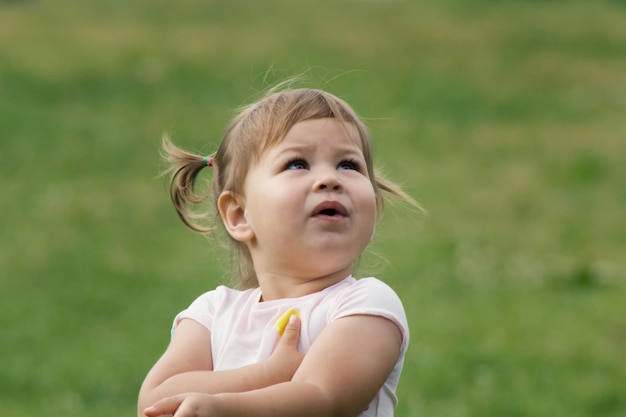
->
[1,0,625,416]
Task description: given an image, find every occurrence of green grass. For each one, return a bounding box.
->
[1,0,625,416]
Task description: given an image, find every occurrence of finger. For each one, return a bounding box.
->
[279,313,301,346]
[172,398,204,417]
[274,309,300,336]
[144,394,184,417]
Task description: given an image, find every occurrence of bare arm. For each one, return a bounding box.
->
[144,314,403,417]
[137,317,303,416]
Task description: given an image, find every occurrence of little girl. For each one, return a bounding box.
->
[138,86,420,417]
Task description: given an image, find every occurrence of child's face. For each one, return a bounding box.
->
[241,118,377,279]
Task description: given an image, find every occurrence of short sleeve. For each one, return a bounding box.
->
[171,288,218,336]
[327,278,410,353]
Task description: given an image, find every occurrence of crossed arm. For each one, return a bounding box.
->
[138,314,402,417]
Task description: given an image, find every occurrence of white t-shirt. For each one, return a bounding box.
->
[173,275,409,417]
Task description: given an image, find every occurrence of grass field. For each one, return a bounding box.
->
[1,0,625,416]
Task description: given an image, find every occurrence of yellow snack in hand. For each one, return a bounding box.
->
[274,309,300,336]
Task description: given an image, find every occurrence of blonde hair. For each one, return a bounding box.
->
[163,86,421,289]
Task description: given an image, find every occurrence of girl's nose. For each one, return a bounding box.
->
[313,173,343,192]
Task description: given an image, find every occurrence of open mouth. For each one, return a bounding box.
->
[312,201,348,218]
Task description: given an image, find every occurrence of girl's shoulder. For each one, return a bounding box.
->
[172,285,261,334]
[327,276,407,322]
[200,284,261,307]
[334,276,404,304]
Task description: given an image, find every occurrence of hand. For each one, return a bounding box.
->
[264,314,304,384]
[144,393,221,417]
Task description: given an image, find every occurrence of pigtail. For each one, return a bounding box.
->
[161,135,216,233]
[375,171,426,215]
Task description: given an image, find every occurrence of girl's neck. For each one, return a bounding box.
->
[256,266,353,302]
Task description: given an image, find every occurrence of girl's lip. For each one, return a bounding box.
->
[311,200,349,217]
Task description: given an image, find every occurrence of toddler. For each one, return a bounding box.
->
[138,86,420,417]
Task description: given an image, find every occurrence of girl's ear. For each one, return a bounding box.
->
[217,191,255,242]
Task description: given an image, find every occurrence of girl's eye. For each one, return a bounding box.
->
[285,159,309,170]
[337,159,361,171]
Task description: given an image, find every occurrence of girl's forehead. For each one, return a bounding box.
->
[276,118,363,149]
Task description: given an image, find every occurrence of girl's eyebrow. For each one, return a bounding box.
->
[275,144,316,155]
[276,143,364,157]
